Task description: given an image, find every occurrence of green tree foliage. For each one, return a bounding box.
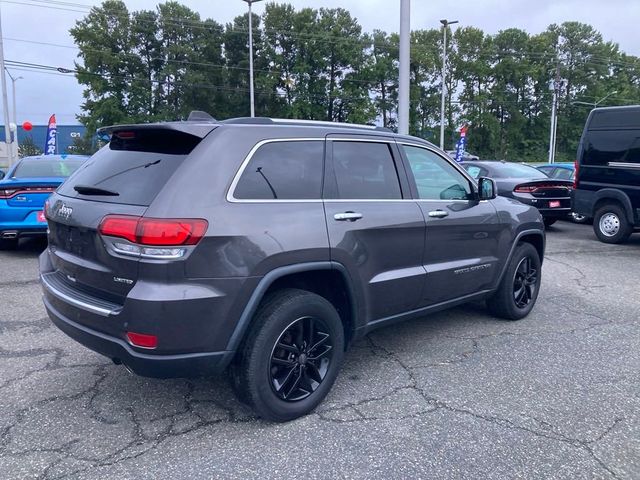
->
[72,1,640,162]
[18,135,42,157]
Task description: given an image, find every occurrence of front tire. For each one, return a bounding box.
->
[230,289,344,422]
[593,204,632,244]
[487,242,541,321]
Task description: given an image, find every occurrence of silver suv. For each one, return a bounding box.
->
[40,116,545,421]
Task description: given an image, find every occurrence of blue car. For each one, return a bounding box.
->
[0,154,88,249]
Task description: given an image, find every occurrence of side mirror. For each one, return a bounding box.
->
[478,177,497,200]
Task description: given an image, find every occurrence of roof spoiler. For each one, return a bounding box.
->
[98,113,219,140]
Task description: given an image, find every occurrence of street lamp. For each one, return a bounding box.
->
[241,0,263,118]
[572,91,618,108]
[5,69,22,153]
[439,19,458,150]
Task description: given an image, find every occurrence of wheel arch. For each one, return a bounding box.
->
[494,229,545,289]
[592,189,635,224]
[224,262,359,359]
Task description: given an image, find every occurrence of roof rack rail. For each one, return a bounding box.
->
[222,117,393,132]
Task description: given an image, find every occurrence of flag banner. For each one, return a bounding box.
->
[44,114,57,155]
[454,125,468,163]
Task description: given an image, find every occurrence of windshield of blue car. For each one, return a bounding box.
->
[489,163,548,179]
[12,160,85,179]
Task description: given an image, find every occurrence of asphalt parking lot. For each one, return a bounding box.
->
[0,221,638,479]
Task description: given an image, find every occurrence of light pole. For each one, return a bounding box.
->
[398,0,410,135]
[5,69,22,155]
[572,91,618,108]
[0,5,14,166]
[439,19,458,150]
[242,0,263,118]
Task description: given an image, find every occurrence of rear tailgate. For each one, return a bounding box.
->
[45,125,216,309]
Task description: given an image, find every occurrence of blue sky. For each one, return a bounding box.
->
[2,0,638,125]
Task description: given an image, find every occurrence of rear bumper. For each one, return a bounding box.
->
[44,295,232,378]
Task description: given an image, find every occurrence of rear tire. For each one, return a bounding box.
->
[230,288,344,422]
[543,218,557,228]
[593,204,632,244]
[487,242,541,321]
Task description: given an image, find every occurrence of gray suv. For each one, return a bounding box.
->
[40,116,545,421]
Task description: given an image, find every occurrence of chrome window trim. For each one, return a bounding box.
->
[608,162,640,169]
[227,138,325,203]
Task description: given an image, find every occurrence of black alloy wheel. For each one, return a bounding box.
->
[513,256,538,309]
[270,316,333,402]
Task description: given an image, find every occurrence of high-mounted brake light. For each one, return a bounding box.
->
[98,215,208,258]
[114,131,136,139]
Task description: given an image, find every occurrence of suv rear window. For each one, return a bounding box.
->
[57,129,201,206]
[233,140,324,200]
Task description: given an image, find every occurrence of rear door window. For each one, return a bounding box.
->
[233,140,324,200]
[331,141,402,199]
[57,129,202,206]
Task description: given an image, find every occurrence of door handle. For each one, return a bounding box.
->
[428,210,449,218]
[334,212,363,222]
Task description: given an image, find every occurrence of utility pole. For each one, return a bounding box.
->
[439,19,458,149]
[6,69,21,156]
[0,6,14,166]
[548,40,561,164]
[242,0,263,118]
[398,0,410,135]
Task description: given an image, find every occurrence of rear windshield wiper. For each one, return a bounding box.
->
[73,184,120,196]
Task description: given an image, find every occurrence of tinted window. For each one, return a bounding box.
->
[489,163,547,179]
[58,129,199,206]
[589,109,640,129]
[332,142,401,199]
[234,141,324,200]
[13,159,84,178]
[583,130,640,165]
[403,146,472,200]
[463,165,487,179]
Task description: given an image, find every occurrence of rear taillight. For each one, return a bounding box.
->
[0,186,55,199]
[514,183,569,193]
[573,160,579,189]
[514,185,536,193]
[0,188,17,199]
[99,215,208,258]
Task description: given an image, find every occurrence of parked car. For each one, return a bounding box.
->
[446,150,479,161]
[573,105,640,243]
[462,160,573,227]
[40,116,545,422]
[535,163,590,224]
[0,154,88,249]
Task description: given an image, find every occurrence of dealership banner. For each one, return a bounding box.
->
[44,114,57,155]
[454,125,468,162]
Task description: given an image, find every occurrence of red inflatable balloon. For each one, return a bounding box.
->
[22,121,33,131]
